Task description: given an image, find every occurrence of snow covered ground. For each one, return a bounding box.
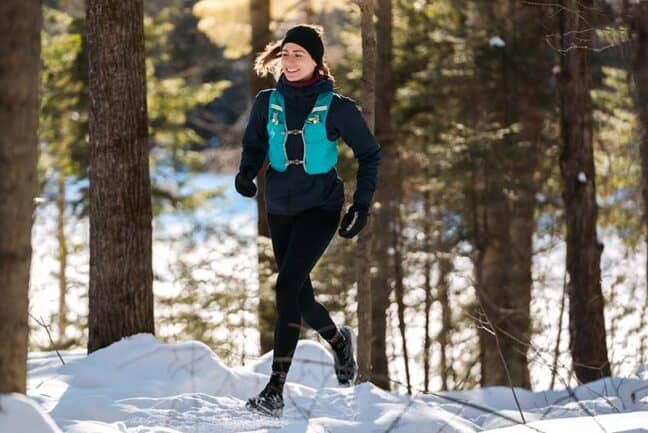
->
[18,172,648,432]
[1,333,647,433]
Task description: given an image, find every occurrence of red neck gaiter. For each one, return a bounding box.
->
[284,72,321,88]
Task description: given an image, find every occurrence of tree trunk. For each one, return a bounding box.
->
[0,0,40,394]
[630,0,648,368]
[303,1,316,24]
[501,0,549,391]
[507,188,533,389]
[370,203,390,389]
[250,0,272,101]
[369,0,394,391]
[357,0,377,384]
[87,0,154,353]
[475,188,515,387]
[474,42,525,385]
[474,0,552,389]
[437,252,453,391]
[360,0,376,133]
[392,200,411,394]
[423,189,432,392]
[559,0,611,383]
[57,171,69,345]
[550,273,567,389]
[475,3,516,385]
[375,0,393,141]
[249,0,276,355]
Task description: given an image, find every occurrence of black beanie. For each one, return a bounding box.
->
[281,25,324,66]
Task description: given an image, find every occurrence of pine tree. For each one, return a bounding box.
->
[370,0,395,391]
[629,0,648,366]
[559,0,611,383]
[0,0,41,394]
[86,0,155,353]
[357,0,377,384]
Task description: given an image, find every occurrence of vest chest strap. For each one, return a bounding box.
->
[267,89,337,174]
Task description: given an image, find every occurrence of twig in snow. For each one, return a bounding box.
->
[29,313,65,365]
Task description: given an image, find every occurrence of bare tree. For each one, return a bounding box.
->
[86,0,155,353]
[558,0,611,382]
[0,0,41,394]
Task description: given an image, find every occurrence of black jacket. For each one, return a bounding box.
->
[239,74,381,216]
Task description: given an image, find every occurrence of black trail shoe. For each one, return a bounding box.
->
[333,325,357,385]
[245,382,284,418]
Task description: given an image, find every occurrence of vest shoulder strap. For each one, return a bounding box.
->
[269,90,334,112]
[311,91,334,113]
[269,89,284,112]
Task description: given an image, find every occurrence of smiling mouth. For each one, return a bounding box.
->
[286,69,299,73]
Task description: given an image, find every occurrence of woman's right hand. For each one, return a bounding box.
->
[235,167,257,197]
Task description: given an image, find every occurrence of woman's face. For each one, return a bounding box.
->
[281,42,317,82]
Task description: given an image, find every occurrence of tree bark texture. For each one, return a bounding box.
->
[369,0,395,391]
[86,0,155,353]
[249,0,276,355]
[559,0,611,383]
[356,0,377,384]
[0,0,41,394]
[630,0,648,366]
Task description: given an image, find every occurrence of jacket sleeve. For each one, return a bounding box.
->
[330,95,382,209]
[238,90,271,177]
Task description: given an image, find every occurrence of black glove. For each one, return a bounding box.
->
[235,167,257,197]
[338,202,369,239]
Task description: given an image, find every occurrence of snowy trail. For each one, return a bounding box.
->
[2,333,647,433]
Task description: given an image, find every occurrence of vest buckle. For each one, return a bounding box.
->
[286,129,302,135]
[286,159,304,166]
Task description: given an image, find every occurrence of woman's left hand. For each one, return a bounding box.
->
[234,167,257,198]
[338,203,369,239]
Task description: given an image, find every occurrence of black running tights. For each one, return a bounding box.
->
[267,207,341,374]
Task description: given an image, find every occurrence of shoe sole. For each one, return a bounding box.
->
[245,398,283,418]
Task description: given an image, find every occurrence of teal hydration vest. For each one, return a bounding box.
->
[267,90,338,174]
